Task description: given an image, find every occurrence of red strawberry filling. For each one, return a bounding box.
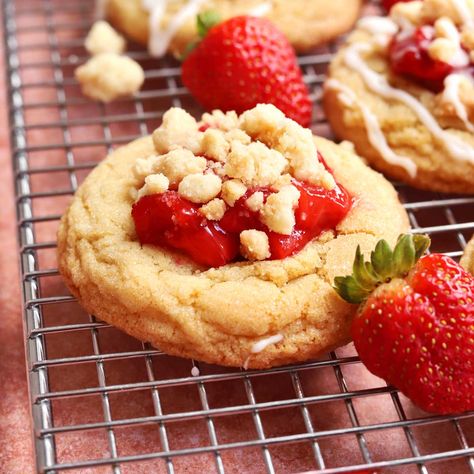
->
[382,0,415,12]
[389,26,457,91]
[132,156,352,268]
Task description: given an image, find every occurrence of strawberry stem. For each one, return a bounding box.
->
[333,233,431,304]
[180,11,221,61]
[197,11,221,38]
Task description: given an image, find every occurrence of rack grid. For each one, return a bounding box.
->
[3,0,474,473]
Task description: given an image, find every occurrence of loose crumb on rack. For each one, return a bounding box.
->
[75,53,145,102]
[85,21,126,55]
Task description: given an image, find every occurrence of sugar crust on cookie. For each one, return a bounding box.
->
[58,111,408,368]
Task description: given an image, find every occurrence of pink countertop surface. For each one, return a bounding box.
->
[0,40,36,474]
[0,3,473,473]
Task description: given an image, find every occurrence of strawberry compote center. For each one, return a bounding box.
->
[388,25,472,91]
[132,154,352,268]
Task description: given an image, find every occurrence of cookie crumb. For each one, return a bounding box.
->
[200,198,226,220]
[224,140,287,187]
[225,129,252,145]
[390,1,423,25]
[260,185,300,235]
[200,128,230,162]
[428,37,458,63]
[246,191,265,212]
[85,21,126,55]
[201,110,239,131]
[221,179,247,206]
[178,173,222,204]
[158,149,207,186]
[137,173,169,199]
[240,229,271,261]
[153,108,202,154]
[75,53,144,102]
[461,28,474,52]
[421,0,468,26]
[133,156,157,179]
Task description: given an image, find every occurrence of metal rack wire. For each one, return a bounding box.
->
[3,0,474,472]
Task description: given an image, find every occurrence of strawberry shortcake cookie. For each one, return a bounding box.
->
[324,0,474,194]
[58,104,408,368]
[96,0,363,57]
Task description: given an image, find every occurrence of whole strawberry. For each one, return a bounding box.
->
[181,13,312,127]
[334,234,474,414]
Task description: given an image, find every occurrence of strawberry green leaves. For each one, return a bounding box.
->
[197,11,221,38]
[334,234,431,304]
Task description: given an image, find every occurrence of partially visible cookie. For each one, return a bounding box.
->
[103,0,363,57]
[323,1,474,194]
[461,235,474,274]
[58,105,408,369]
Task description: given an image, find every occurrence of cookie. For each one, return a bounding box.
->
[323,1,474,194]
[58,105,408,369]
[461,235,474,274]
[100,0,363,57]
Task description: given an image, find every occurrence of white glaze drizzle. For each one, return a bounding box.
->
[357,16,399,36]
[248,2,272,17]
[97,0,272,56]
[251,334,283,353]
[191,366,200,377]
[326,79,418,178]
[443,74,474,132]
[358,16,399,48]
[243,333,283,370]
[343,42,474,165]
[143,0,207,57]
[451,0,474,28]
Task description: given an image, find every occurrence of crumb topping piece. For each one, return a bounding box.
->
[75,53,144,102]
[462,28,474,51]
[201,128,230,162]
[260,185,301,235]
[428,36,459,62]
[421,0,473,26]
[137,173,169,199]
[133,156,158,179]
[224,141,287,187]
[245,191,265,212]
[153,108,202,155]
[390,1,424,26]
[200,198,227,221]
[178,173,222,204]
[201,110,240,131]
[240,230,271,261]
[221,179,247,206]
[85,21,126,56]
[156,149,207,186]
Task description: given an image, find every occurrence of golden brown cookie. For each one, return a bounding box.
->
[461,235,474,274]
[103,0,363,56]
[58,106,408,369]
[323,1,474,194]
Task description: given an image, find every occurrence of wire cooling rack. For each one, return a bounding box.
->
[3,0,474,472]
